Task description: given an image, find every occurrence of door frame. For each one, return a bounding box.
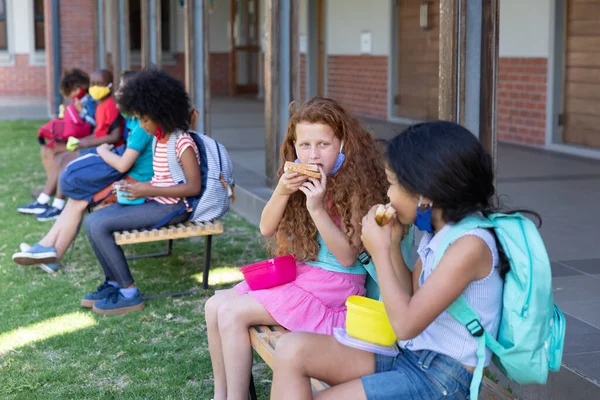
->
[387,0,422,125]
[229,0,260,96]
[546,0,600,159]
[307,0,326,98]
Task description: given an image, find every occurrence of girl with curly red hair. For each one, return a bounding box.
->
[205,97,389,400]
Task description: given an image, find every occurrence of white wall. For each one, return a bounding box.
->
[326,0,390,56]
[209,0,231,52]
[499,0,551,57]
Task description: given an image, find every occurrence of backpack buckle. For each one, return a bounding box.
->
[466,319,484,337]
[358,250,372,265]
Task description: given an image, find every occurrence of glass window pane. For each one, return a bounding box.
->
[35,21,45,49]
[130,0,141,50]
[161,0,170,51]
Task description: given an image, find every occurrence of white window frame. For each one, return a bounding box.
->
[130,0,177,66]
[28,0,46,66]
[0,0,15,66]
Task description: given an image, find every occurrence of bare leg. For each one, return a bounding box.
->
[217,294,278,400]
[40,145,54,179]
[270,333,375,400]
[40,143,68,180]
[205,288,241,400]
[43,150,79,197]
[38,199,88,258]
[54,150,75,200]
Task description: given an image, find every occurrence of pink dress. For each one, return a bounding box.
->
[236,237,367,335]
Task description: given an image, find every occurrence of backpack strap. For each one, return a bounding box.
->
[431,216,497,399]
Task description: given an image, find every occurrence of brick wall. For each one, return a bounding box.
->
[159,53,186,82]
[497,57,547,146]
[43,0,97,112]
[0,55,47,95]
[327,55,388,119]
[210,52,229,96]
[130,52,229,96]
[59,0,97,73]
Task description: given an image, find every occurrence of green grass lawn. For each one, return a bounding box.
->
[0,120,271,399]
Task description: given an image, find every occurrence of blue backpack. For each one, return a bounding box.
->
[432,214,566,399]
[151,130,234,229]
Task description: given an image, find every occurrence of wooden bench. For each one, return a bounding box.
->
[248,325,515,400]
[114,219,224,290]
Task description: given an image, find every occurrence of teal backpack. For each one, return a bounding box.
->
[432,213,566,399]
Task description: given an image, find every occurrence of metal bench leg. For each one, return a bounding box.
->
[126,239,173,260]
[249,372,258,400]
[203,235,212,289]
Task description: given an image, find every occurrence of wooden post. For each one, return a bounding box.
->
[438,0,458,122]
[264,0,299,186]
[111,0,121,87]
[438,0,499,160]
[479,0,499,163]
[141,0,150,68]
[184,0,211,134]
[184,0,194,100]
[229,0,237,96]
[121,0,131,71]
[264,0,280,187]
[155,0,162,69]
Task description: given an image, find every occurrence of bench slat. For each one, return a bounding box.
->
[249,325,515,400]
[114,220,224,245]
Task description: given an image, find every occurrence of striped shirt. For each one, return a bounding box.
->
[398,224,503,367]
[150,133,200,206]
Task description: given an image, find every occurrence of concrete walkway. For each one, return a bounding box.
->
[211,96,600,399]
[0,96,50,120]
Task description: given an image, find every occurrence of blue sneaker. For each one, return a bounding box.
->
[36,206,62,222]
[18,243,60,273]
[12,243,58,266]
[81,281,119,308]
[92,290,145,315]
[17,200,49,215]
[39,261,60,274]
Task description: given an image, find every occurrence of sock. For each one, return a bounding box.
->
[52,198,65,210]
[119,287,139,299]
[107,280,119,288]
[37,193,50,204]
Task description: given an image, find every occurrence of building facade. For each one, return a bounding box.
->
[1,0,598,158]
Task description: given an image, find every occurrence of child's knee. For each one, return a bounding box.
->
[204,294,222,321]
[274,333,307,368]
[84,212,103,237]
[216,299,246,330]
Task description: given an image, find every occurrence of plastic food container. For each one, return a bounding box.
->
[240,254,297,290]
[116,185,145,205]
[345,295,397,346]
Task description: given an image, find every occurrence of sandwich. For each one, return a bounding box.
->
[284,161,321,179]
[375,203,397,226]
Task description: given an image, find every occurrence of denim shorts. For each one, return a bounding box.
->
[361,349,473,399]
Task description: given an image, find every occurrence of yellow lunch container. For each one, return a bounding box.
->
[345,295,397,346]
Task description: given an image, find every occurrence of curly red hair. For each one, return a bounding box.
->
[268,97,388,261]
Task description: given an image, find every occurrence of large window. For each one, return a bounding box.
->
[33,0,45,50]
[130,0,171,53]
[0,0,7,51]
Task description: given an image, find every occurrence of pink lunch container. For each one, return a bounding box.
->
[240,254,297,290]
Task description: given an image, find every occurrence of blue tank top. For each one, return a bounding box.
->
[305,234,366,274]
